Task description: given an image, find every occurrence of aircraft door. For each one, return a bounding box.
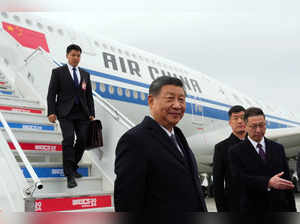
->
[191,101,204,127]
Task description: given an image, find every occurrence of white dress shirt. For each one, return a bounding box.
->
[67,63,81,85]
[248,136,266,154]
[149,115,184,155]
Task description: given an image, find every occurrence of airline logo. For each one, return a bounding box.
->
[0,105,43,114]
[8,142,62,151]
[51,168,64,176]
[2,22,49,52]
[22,167,88,178]
[34,195,112,212]
[72,198,97,207]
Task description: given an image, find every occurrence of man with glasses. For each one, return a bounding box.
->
[213,105,246,212]
[229,107,296,212]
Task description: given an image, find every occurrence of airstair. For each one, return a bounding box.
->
[0,30,134,212]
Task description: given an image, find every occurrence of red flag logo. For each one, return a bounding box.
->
[2,22,50,52]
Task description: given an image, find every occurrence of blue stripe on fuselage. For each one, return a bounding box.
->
[54,60,298,128]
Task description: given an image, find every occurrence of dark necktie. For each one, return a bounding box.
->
[257,143,266,161]
[170,134,184,157]
[72,67,79,104]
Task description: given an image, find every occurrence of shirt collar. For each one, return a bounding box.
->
[248,136,265,151]
[149,114,174,137]
[67,63,78,71]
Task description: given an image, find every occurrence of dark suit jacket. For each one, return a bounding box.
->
[47,64,95,119]
[213,133,242,212]
[229,137,296,212]
[114,116,207,212]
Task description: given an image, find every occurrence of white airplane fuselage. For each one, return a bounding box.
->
[0,12,299,173]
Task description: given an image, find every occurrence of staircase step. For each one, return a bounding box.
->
[21,165,89,178]
[0,89,13,96]
[25,193,113,212]
[2,130,62,144]
[0,96,40,106]
[0,82,10,89]
[28,176,103,196]
[0,121,56,132]
[0,111,51,125]
[0,105,43,115]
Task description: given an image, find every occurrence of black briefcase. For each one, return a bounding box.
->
[86,119,103,150]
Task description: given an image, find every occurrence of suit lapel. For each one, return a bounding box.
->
[63,65,75,85]
[245,138,271,168]
[143,116,187,169]
[174,127,197,173]
[264,138,273,167]
[78,68,85,86]
[244,138,266,165]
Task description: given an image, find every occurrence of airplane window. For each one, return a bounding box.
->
[125,51,130,57]
[110,46,116,52]
[132,54,136,59]
[133,91,138,99]
[102,44,108,49]
[109,85,114,94]
[117,87,123,96]
[58,29,64,35]
[139,55,143,61]
[100,83,106,92]
[198,105,203,113]
[3,58,9,65]
[1,12,8,18]
[118,49,122,54]
[94,41,99,47]
[37,22,43,29]
[13,15,20,22]
[219,88,225,95]
[47,26,53,32]
[140,92,146,101]
[125,89,131,98]
[25,19,32,26]
[91,81,96,91]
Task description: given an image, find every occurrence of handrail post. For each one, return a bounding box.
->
[0,112,43,193]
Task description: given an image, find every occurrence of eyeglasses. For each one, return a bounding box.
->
[247,123,266,130]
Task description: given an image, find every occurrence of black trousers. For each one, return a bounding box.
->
[59,104,90,177]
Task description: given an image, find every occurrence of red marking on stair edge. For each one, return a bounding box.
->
[34,195,112,212]
[0,82,6,85]
[9,142,62,151]
[0,105,43,114]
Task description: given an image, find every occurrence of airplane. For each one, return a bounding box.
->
[0,12,300,211]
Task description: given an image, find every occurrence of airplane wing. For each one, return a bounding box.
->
[266,127,300,158]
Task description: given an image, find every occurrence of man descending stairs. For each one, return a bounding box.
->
[0,64,113,212]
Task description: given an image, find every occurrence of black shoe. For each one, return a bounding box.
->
[67,176,77,188]
[73,171,83,178]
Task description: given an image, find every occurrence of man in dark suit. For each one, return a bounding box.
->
[47,44,95,188]
[114,76,207,212]
[229,107,296,212]
[213,105,246,212]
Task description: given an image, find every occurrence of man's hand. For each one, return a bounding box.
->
[89,116,95,121]
[268,172,295,190]
[48,114,57,123]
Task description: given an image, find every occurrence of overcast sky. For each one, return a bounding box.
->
[13,1,299,119]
